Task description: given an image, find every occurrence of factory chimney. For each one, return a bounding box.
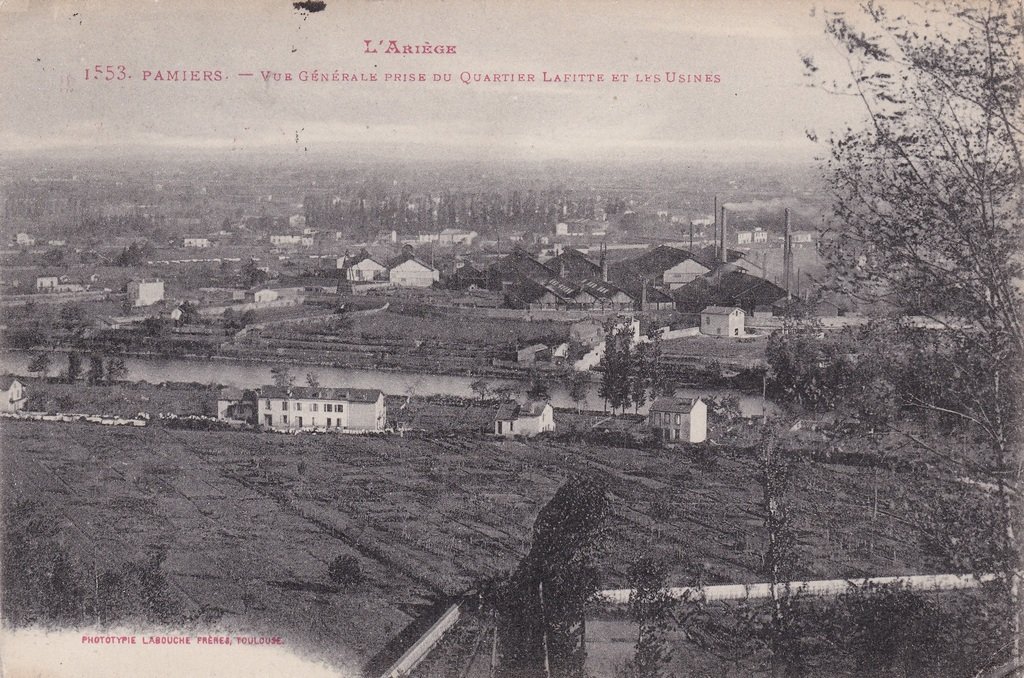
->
[784,208,792,298]
[719,206,728,264]
[600,243,608,282]
[713,196,719,261]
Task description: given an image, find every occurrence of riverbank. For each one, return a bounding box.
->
[1,351,772,416]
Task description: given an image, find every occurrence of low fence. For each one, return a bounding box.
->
[594,572,1000,605]
[0,410,148,427]
[379,603,461,678]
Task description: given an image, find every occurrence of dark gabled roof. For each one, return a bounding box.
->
[649,396,702,414]
[609,245,703,282]
[487,248,560,287]
[495,400,549,421]
[0,375,21,391]
[578,278,629,300]
[544,248,602,282]
[702,305,744,315]
[671,270,786,313]
[259,385,383,403]
[495,402,520,421]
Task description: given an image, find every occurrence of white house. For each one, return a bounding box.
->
[700,306,745,337]
[127,279,165,307]
[0,376,26,413]
[791,231,816,244]
[737,231,753,245]
[389,258,440,287]
[35,276,59,292]
[648,397,707,443]
[183,237,210,248]
[663,259,711,289]
[16,233,35,246]
[753,228,768,243]
[270,234,304,247]
[247,288,279,304]
[257,386,387,432]
[289,214,307,229]
[494,401,555,437]
[347,256,389,282]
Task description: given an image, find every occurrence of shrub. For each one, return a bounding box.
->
[328,555,363,587]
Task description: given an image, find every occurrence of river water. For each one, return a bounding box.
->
[0,352,770,416]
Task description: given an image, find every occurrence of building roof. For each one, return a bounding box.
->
[609,245,702,283]
[389,256,439,273]
[486,248,556,287]
[578,278,629,300]
[649,396,702,414]
[259,386,383,402]
[702,305,744,315]
[671,271,786,313]
[0,375,21,390]
[495,400,549,421]
[544,248,602,282]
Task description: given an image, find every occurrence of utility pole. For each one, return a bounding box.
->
[539,580,551,678]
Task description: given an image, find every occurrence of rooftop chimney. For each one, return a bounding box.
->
[719,206,728,264]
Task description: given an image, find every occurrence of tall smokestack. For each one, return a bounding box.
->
[600,243,608,282]
[713,196,719,261]
[689,221,694,252]
[784,208,792,298]
[719,206,728,264]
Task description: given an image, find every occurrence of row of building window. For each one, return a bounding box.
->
[265,414,346,428]
[650,412,683,426]
[266,400,344,413]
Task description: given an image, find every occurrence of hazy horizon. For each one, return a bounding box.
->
[0,0,883,162]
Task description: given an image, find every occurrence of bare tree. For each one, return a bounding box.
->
[806,0,1023,663]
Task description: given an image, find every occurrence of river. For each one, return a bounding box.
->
[0,352,771,417]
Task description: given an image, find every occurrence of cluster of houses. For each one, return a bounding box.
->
[337,248,441,288]
[3,367,711,444]
[214,382,710,444]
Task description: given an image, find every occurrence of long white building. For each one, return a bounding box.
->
[257,385,387,432]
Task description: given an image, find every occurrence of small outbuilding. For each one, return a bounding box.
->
[0,376,27,413]
[700,306,745,337]
[494,400,555,438]
[647,396,707,443]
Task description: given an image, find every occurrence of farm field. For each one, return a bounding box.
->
[0,420,961,674]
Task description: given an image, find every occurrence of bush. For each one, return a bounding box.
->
[328,555,363,587]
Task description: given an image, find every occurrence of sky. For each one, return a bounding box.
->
[0,0,878,162]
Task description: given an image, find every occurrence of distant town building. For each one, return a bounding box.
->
[494,400,555,437]
[700,306,745,337]
[15,233,35,246]
[737,231,753,245]
[35,276,59,292]
[753,228,768,244]
[246,288,280,304]
[791,231,816,244]
[270,234,304,247]
[183,237,210,248]
[127,279,165,307]
[216,387,256,423]
[648,397,707,443]
[0,376,27,413]
[389,258,440,288]
[256,386,386,432]
[347,256,389,282]
[47,239,66,247]
[289,214,307,229]
[516,344,550,365]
